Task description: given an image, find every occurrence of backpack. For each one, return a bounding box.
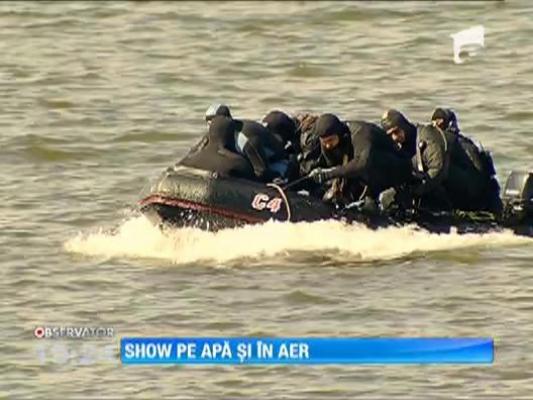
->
[295,113,321,175]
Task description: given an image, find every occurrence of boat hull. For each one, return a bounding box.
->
[138,166,533,237]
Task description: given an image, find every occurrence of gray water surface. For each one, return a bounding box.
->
[1,1,533,399]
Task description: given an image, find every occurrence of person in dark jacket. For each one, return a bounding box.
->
[234,118,289,182]
[183,103,233,158]
[262,110,300,155]
[380,109,418,159]
[430,107,502,213]
[308,113,412,206]
[381,108,501,213]
[193,104,289,182]
[179,115,255,180]
[381,108,456,210]
[205,104,281,181]
[261,110,301,181]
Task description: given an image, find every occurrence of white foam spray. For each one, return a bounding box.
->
[64,215,532,266]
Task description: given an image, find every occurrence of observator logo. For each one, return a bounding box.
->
[34,326,114,339]
[34,327,45,338]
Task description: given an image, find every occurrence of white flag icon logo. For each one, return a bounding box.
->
[450,25,485,64]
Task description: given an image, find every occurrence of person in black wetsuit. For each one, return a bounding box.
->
[187,103,289,183]
[307,113,356,202]
[308,113,412,207]
[233,118,289,182]
[184,103,233,158]
[179,115,255,180]
[205,103,232,126]
[261,110,300,181]
[262,110,300,155]
[430,107,502,213]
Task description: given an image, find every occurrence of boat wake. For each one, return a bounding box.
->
[64,214,532,266]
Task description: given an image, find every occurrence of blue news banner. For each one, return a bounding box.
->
[121,337,493,365]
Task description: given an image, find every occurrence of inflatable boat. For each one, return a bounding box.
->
[138,165,533,237]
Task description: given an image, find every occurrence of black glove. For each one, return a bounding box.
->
[309,167,336,184]
[360,195,379,215]
[411,169,428,183]
[378,187,397,211]
[395,186,415,210]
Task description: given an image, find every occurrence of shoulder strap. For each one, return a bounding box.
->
[433,125,449,153]
[415,129,425,173]
[416,125,450,173]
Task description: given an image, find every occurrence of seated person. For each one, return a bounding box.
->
[262,110,301,155]
[380,109,418,159]
[194,103,288,183]
[430,108,502,213]
[261,110,301,181]
[308,114,412,207]
[235,118,289,183]
[178,115,255,180]
[184,103,233,158]
[381,108,500,213]
[381,108,455,211]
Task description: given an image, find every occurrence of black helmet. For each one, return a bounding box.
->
[431,107,459,133]
[205,103,232,123]
[315,113,349,138]
[262,110,297,143]
[381,109,411,133]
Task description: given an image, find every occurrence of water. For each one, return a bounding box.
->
[2,1,533,398]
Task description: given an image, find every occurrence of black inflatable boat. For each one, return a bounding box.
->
[138,165,533,237]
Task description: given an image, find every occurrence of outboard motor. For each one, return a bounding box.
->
[501,171,533,225]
